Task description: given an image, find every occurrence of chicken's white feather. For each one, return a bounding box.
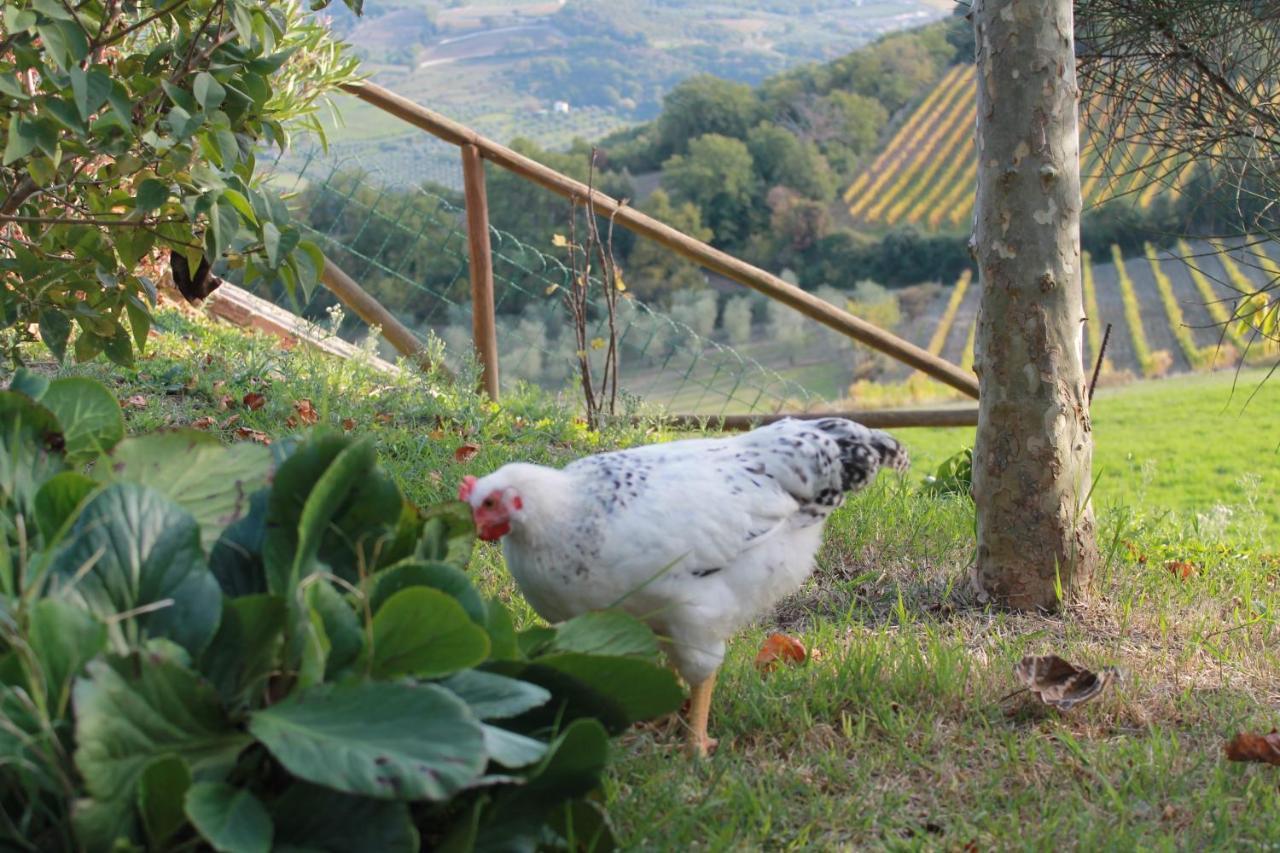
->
[465,417,907,684]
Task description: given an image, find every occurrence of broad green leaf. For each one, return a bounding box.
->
[27,597,105,716]
[209,490,268,597]
[548,798,618,853]
[138,755,192,849]
[440,670,550,720]
[125,297,151,352]
[73,655,252,832]
[367,559,485,624]
[166,104,203,140]
[50,483,221,656]
[415,501,475,569]
[4,115,36,165]
[40,377,124,465]
[197,594,285,710]
[370,588,488,679]
[472,719,610,851]
[249,681,486,801]
[34,470,96,543]
[135,178,168,213]
[551,611,660,659]
[488,655,683,735]
[481,725,546,769]
[263,221,282,268]
[270,783,417,853]
[193,72,227,111]
[95,430,271,552]
[305,580,363,679]
[39,309,72,363]
[3,7,35,30]
[485,597,520,661]
[102,327,135,368]
[264,434,401,594]
[37,19,88,69]
[70,68,113,120]
[9,367,49,400]
[185,783,272,853]
[0,392,67,525]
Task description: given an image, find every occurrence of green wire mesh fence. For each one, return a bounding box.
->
[245,148,838,417]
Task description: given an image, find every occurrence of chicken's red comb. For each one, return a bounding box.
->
[458,475,478,501]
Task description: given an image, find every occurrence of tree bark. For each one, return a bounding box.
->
[971,0,1098,610]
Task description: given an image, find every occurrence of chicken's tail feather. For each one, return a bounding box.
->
[812,418,909,492]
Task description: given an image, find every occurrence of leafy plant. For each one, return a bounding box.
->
[0,372,681,851]
[920,446,972,498]
[0,0,359,366]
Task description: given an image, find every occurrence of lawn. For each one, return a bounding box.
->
[39,306,1280,849]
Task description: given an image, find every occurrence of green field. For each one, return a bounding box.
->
[53,310,1280,849]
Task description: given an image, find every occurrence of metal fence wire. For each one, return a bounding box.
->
[248,148,834,417]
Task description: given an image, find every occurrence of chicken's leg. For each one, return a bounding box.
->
[687,671,718,757]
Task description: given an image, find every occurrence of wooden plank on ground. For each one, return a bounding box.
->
[180,282,404,375]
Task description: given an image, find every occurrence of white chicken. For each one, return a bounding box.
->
[459,417,908,755]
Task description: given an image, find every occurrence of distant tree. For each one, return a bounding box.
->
[766,187,831,254]
[655,75,762,159]
[668,288,717,339]
[721,294,755,345]
[663,134,759,246]
[746,123,836,201]
[626,190,711,302]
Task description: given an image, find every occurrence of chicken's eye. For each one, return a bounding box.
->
[482,496,495,508]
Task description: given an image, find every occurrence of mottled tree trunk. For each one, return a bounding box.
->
[970,0,1098,610]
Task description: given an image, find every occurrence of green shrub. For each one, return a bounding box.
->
[0,372,681,851]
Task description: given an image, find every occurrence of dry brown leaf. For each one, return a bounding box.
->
[429,428,446,441]
[755,633,807,673]
[123,395,148,409]
[217,394,236,411]
[190,416,216,430]
[342,417,356,432]
[285,416,298,429]
[1165,559,1197,580]
[1014,654,1119,710]
[234,426,271,445]
[375,412,393,424]
[1225,731,1280,765]
[243,392,266,411]
[454,443,479,463]
[294,399,319,425]
[222,415,240,429]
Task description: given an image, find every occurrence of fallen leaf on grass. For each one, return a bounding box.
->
[212,380,225,391]
[190,416,216,429]
[755,633,806,672]
[1165,559,1197,579]
[217,394,235,411]
[122,395,148,409]
[1014,654,1119,710]
[285,416,298,429]
[455,443,479,463]
[222,415,240,429]
[294,399,319,425]
[1225,731,1280,765]
[243,392,266,411]
[342,417,356,431]
[233,427,270,445]
[429,428,446,441]
[375,412,393,425]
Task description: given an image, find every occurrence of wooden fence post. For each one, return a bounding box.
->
[461,143,501,401]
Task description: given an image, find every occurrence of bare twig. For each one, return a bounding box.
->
[1088,322,1113,404]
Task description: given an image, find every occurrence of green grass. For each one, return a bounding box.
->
[895,368,1280,537]
[31,308,1280,849]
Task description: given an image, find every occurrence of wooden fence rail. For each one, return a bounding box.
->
[338,81,981,403]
